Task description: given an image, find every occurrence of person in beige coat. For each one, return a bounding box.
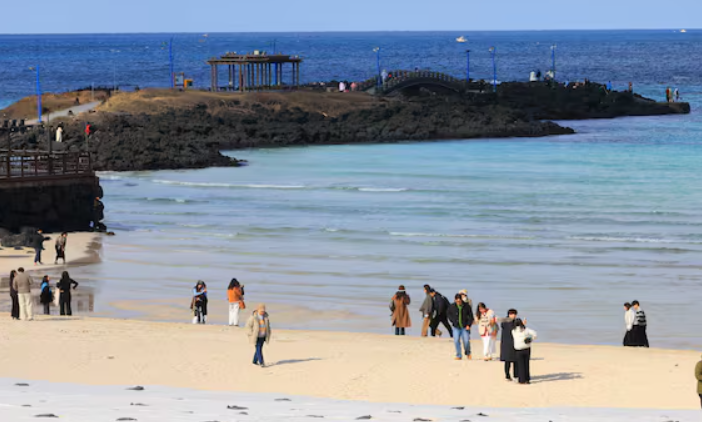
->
[246,304,271,367]
[390,285,411,336]
[12,267,34,321]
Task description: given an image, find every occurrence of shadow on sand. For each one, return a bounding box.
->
[271,358,322,367]
[530,372,583,383]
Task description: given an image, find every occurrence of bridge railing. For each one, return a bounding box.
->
[0,150,93,182]
[356,70,467,94]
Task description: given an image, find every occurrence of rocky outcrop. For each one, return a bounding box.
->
[0,176,101,233]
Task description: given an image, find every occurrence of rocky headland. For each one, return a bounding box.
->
[3,82,689,172]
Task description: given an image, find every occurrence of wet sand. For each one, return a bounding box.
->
[0,316,699,410]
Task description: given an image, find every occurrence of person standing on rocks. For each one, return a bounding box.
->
[12,268,34,321]
[419,284,433,337]
[246,304,271,367]
[390,285,411,336]
[56,271,79,316]
[55,232,68,265]
[500,309,519,380]
[32,230,48,265]
[429,289,453,338]
[9,270,20,320]
[227,278,245,326]
[447,293,474,360]
[55,125,63,143]
[39,275,54,315]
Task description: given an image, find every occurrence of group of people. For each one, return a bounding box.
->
[623,300,649,347]
[391,285,538,384]
[665,86,681,103]
[8,268,80,320]
[189,279,271,367]
[30,230,68,266]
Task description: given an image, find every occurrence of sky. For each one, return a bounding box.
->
[2,0,700,33]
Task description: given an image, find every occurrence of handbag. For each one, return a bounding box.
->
[239,300,246,310]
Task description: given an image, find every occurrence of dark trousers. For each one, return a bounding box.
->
[430,314,453,338]
[43,303,50,315]
[394,327,406,336]
[504,361,518,379]
[632,325,649,347]
[516,348,531,384]
[59,293,73,316]
[55,247,65,263]
[10,293,19,319]
[34,248,42,263]
[253,337,265,365]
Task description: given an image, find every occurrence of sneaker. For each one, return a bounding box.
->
[505,376,512,381]
[454,357,462,360]
[466,354,472,360]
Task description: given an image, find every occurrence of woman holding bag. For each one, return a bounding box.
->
[476,302,499,361]
[227,278,245,326]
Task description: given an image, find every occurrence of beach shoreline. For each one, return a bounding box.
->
[0,316,699,410]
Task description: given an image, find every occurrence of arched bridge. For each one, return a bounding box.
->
[358,70,470,96]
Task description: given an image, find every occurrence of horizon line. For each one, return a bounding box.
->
[0,28,698,36]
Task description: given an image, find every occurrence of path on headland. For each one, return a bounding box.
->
[26,101,101,125]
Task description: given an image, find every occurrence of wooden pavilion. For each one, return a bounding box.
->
[207,52,302,92]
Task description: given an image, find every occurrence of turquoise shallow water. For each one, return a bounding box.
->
[68,84,702,349]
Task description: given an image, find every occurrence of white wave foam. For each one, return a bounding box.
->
[358,187,409,192]
[152,179,306,189]
[389,232,533,240]
[569,236,673,243]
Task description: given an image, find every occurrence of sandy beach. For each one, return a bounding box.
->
[0,232,101,278]
[0,316,698,411]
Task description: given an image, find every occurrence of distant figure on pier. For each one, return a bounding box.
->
[55,125,64,143]
[8,270,19,320]
[674,88,680,102]
[350,82,358,91]
[606,81,612,92]
[628,82,633,92]
[339,81,346,93]
[85,123,92,139]
[55,232,67,264]
[666,87,672,103]
[381,69,388,83]
[56,271,79,316]
[12,268,34,321]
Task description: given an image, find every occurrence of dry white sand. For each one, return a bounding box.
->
[0,232,100,277]
[0,316,699,410]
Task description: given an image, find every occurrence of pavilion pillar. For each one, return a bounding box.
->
[228,65,233,89]
[210,65,215,91]
[296,62,300,87]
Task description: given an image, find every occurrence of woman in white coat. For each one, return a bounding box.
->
[512,318,537,384]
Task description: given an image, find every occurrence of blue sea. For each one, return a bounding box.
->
[1,31,701,349]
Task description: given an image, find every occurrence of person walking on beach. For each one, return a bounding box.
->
[631,300,649,347]
[246,304,271,367]
[695,355,702,408]
[12,268,34,321]
[39,276,53,315]
[54,232,67,265]
[476,302,498,360]
[56,271,79,316]
[419,284,434,337]
[390,285,411,336]
[447,293,474,360]
[429,289,453,338]
[9,270,20,320]
[191,281,208,324]
[500,309,519,380]
[227,278,245,326]
[512,318,537,384]
[32,230,48,265]
[623,302,635,346]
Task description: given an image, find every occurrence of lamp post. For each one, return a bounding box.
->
[465,49,471,82]
[489,47,497,92]
[373,47,381,88]
[110,49,120,93]
[550,44,557,80]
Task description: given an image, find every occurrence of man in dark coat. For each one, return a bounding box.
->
[447,294,474,360]
[499,309,519,381]
[429,289,453,338]
[31,230,48,265]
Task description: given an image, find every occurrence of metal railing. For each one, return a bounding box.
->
[0,150,93,181]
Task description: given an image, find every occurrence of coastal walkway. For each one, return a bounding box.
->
[26,101,101,125]
[357,70,480,96]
